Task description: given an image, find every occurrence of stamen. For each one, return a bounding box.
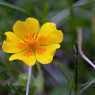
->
[18,33,40,54]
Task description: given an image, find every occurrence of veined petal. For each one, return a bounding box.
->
[9,50,36,67]
[2,32,24,53]
[38,23,63,45]
[36,44,60,64]
[25,17,40,33]
[54,30,63,43]
[39,22,56,33]
[13,17,40,39]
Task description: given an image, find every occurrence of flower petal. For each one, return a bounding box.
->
[36,44,60,64]
[2,32,24,53]
[25,17,40,33]
[9,50,36,67]
[13,17,40,39]
[38,23,63,45]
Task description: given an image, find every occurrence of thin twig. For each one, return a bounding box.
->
[80,78,95,93]
[77,28,95,69]
[26,67,32,95]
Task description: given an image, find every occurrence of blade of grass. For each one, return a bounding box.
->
[0,2,30,16]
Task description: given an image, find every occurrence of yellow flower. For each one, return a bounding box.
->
[2,17,63,67]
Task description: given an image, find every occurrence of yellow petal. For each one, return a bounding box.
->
[25,17,40,33]
[2,32,24,53]
[9,50,36,67]
[13,17,40,39]
[38,23,63,45]
[36,44,60,64]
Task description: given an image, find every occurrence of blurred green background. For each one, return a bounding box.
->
[0,0,95,95]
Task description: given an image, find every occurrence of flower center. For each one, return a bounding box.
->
[18,32,40,52]
[26,39,40,50]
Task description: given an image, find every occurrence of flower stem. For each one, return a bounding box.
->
[74,44,79,95]
[26,67,32,95]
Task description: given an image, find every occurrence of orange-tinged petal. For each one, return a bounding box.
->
[2,32,24,53]
[13,17,40,39]
[9,50,36,67]
[36,44,60,64]
[38,22,63,45]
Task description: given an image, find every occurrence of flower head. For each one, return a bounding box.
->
[2,17,63,66]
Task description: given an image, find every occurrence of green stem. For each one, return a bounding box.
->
[36,63,44,95]
[74,44,79,95]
